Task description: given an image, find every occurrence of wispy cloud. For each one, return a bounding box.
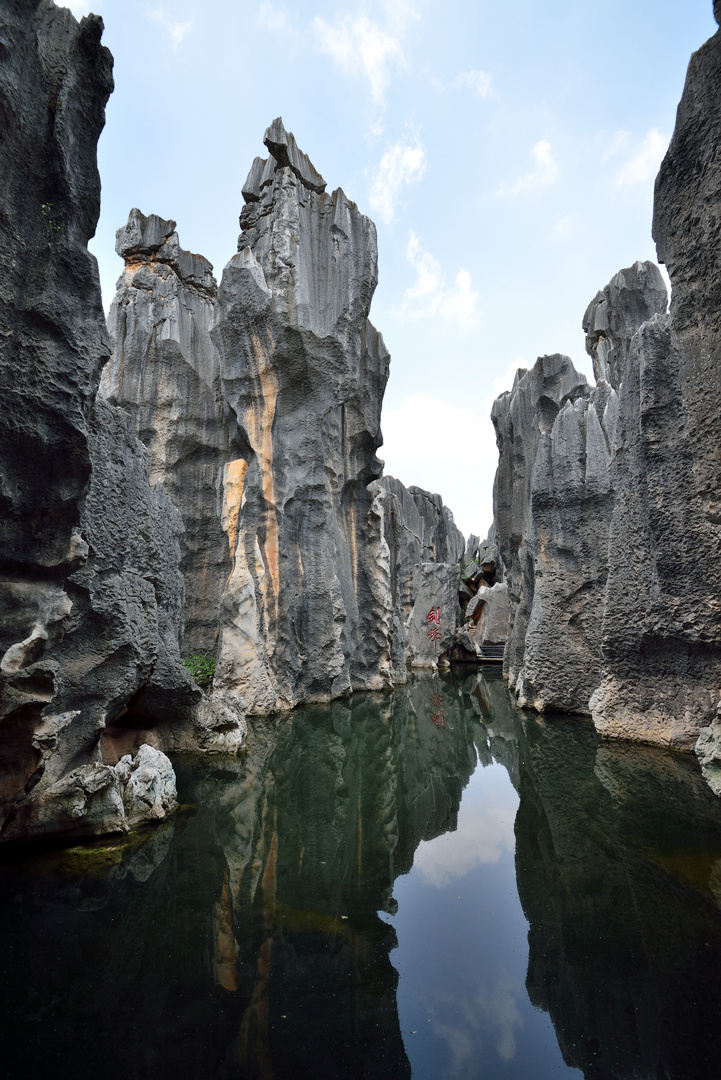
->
[368,137,425,224]
[455,70,493,98]
[614,129,668,189]
[313,3,418,105]
[400,232,480,329]
[379,392,497,536]
[498,139,559,197]
[146,7,194,52]
[64,0,99,15]
[257,1,292,33]
[602,129,630,162]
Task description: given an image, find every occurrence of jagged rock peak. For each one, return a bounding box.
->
[715,0,721,26]
[242,117,327,202]
[116,208,217,297]
[582,261,667,389]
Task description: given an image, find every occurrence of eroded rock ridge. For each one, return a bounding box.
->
[0,2,241,844]
[104,118,465,718]
[490,12,721,780]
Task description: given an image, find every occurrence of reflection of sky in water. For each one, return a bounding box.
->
[384,757,582,1080]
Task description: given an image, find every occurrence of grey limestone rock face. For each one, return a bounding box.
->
[492,354,617,711]
[591,21,721,750]
[373,477,465,670]
[207,120,465,710]
[2,743,177,842]
[211,119,390,711]
[101,209,234,655]
[0,3,210,843]
[696,702,721,797]
[582,260,668,389]
[103,120,466,720]
[466,583,510,646]
[492,261,667,716]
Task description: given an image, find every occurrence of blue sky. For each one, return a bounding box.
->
[66,0,717,538]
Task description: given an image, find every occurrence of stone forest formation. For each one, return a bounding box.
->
[2,0,721,843]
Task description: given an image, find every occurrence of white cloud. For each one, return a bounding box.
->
[400,232,480,329]
[379,392,498,537]
[413,793,515,887]
[63,0,99,15]
[614,129,669,189]
[498,139,559,197]
[490,359,527,401]
[257,1,291,33]
[455,70,493,98]
[602,129,630,162]
[313,3,418,105]
[146,7,194,52]
[368,138,425,224]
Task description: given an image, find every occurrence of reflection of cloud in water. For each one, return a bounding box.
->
[412,765,517,887]
[426,970,524,1077]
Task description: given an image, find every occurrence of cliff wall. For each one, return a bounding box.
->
[101,209,232,655]
[0,2,235,843]
[491,265,666,715]
[104,120,465,716]
[490,9,721,767]
[591,14,721,749]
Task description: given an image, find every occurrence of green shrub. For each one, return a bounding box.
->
[183,653,216,689]
[41,202,63,233]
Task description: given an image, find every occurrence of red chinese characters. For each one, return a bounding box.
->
[430,681,445,728]
[426,606,441,651]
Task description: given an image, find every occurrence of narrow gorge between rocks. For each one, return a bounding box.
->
[2,672,721,1080]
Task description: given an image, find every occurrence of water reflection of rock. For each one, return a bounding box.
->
[475,673,721,1080]
[206,678,479,1080]
[0,673,479,1080]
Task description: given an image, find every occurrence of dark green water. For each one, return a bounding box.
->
[2,670,721,1079]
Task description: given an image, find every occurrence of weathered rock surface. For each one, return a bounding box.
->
[582,260,668,388]
[2,743,177,842]
[103,122,466,718]
[101,209,233,655]
[696,701,721,797]
[210,118,393,712]
[467,583,509,644]
[590,20,721,750]
[372,477,465,670]
[489,13,721,766]
[0,2,223,843]
[492,355,616,711]
[107,119,460,713]
[491,262,667,714]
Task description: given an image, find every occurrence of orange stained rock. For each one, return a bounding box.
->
[213,870,240,992]
[235,817,278,1078]
[244,330,280,619]
[222,458,249,567]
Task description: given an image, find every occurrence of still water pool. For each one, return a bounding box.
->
[2,670,721,1079]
